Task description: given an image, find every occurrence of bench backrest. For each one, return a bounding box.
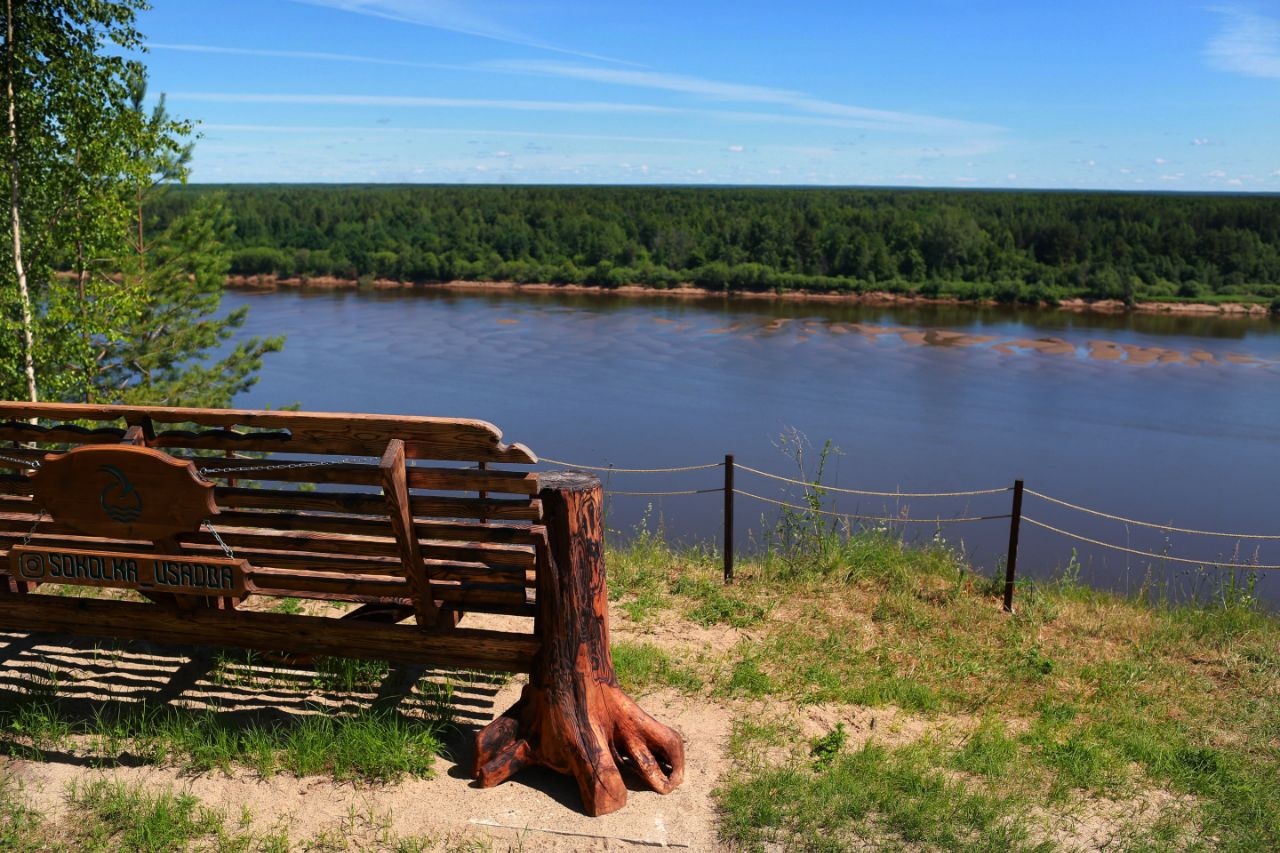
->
[0,403,544,660]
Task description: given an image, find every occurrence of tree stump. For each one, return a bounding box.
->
[473,471,685,816]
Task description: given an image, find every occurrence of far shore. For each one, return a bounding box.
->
[225,275,1275,318]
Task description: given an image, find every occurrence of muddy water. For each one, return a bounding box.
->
[223,287,1280,604]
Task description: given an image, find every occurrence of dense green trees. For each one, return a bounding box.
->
[154,185,1280,306]
[0,2,279,404]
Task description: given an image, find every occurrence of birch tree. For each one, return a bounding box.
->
[0,3,279,405]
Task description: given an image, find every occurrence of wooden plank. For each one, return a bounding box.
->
[0,403,538,463]
[0,479,34,498]
[411,495,542,521]
[415,519,542,546]
[190,457,540,496]
[410,467,539,496]
[0,424,127,447]
[246,568,408,599]
[380,439,439,627]
[211,510,542,546]
[0,595,538,672]
[214,487,541,521]
[177,527,535,569]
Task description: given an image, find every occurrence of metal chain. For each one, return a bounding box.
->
[0,453,39,470]
[197,457,366,478]
[204,520,236,559]
[20,510,46,546]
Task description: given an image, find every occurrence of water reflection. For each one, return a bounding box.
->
[224,286,1280,606]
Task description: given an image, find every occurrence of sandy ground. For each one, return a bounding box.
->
[8,686,728,850]
[0,615,732,851]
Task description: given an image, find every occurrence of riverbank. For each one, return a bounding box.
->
[226,275,1276,319]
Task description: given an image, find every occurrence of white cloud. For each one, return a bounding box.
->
[1154,157,1169,165]
[1228,178,1244,185]
[172,92,677,114]
[1119,167,1132,174]
[485,60,1004,135]
[1192,138,1212,145]
[1159,173,1185,181]
[1206,5,1280,78]
[1208,169,1228,177]
[201,123,715,147]
[288,0,637,65]
[149,42,467,72]
[1006,173,1017,179]
[728,144,745,153]
[178,92,989,135]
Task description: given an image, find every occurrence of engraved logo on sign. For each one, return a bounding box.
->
[99,464,143,523]
[18,553,43,580]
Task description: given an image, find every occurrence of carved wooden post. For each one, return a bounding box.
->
[473,471,685,816]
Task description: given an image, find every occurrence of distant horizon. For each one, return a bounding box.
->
[177,180,1280,197]
[140,1,1280,191]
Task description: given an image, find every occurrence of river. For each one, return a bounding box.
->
[222,286,1280,605]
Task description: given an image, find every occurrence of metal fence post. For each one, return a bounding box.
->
[1003,479,1024,612]
[724,454,735,584]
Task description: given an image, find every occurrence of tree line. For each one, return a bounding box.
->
[152,184,1280,307]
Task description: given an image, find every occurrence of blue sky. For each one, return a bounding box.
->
[138,1,1280,190]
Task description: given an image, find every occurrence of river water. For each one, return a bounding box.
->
[223,286,1280,604]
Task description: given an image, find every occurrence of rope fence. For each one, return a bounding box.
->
[734,463,1012,498]
[531,452,1280,607]
[536,456,722,473]
[1022,516,1280,571]
[7,443,1277,608]
[1023,488,1280,540]
[732,488,1011,525]
[605,488,724,497]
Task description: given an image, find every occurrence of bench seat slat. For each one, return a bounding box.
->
[214,511,544,547]
[0,595,538,672]
[175,528,536,569]
[215,487,542,521]
[188,458,540,496]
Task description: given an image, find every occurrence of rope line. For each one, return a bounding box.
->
[607,488,724,497]
[734,464,1011,498]
[1022,516,1280,570]
[734,489,1010,524]
[537,456,722,474]
[1024,489,1280,541]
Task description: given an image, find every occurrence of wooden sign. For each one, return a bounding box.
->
[29,445,218,540]
[10,545,247,597]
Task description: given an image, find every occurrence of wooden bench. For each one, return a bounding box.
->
[0,402,684,816]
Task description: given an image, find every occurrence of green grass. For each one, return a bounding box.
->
[66,779,228,852]
[607,526,1280,849]
[612,641,705,693]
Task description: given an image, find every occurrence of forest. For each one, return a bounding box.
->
[151,185,1280,307]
